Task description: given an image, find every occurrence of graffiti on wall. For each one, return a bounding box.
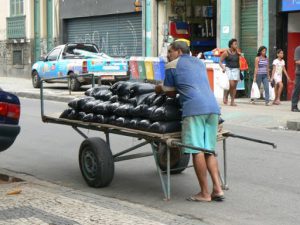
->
[73,20,138,57]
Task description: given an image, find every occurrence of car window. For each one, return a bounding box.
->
[47,48,62,61]
[66,44,99,55]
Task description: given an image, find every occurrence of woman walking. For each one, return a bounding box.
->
[252,46,272,106]
[219,38,240,106]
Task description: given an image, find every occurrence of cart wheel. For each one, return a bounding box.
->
[79,137,114,187]
[153,143,190,174]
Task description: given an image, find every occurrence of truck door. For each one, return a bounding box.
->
[44,48,62,78]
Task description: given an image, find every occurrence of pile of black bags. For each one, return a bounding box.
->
[59,81,183,133]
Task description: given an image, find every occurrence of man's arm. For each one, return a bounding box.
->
[296,60,300,65]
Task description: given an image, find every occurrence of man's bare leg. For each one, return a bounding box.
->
[205,154,224,196]
[192,153,211,201]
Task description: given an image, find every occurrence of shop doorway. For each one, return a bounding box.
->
[287,13,300,99]
[157,0,217,56]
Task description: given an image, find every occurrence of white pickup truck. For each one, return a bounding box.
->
[31,43,129,91]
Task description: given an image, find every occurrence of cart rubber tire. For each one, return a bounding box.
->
[154,143,190,174]
[79,137,114,187]
[32,71,41,88]
[69,72,81,91]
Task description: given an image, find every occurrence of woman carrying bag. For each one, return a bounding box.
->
[251,46,272,106]
[219,39,240,106]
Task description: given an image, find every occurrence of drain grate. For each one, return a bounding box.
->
[0,174,23,184]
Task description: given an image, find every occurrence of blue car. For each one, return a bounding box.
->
[0,89,21,152]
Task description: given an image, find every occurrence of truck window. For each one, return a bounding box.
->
[47,48,62,61]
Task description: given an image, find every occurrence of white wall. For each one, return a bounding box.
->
[288,13,300,32]
[0,2,9,40]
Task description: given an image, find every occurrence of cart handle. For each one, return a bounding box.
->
[223,133,277,149]
[40,73,95,119]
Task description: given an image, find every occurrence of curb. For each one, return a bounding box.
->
[286,120,300,131]
[12,91,82,103]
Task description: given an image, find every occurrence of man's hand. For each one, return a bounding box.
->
[155,85,163,94]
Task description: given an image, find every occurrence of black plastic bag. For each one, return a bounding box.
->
[82,113,94,122]
[149,121,181,133]
[136,93,153,105]
[141,105,158,118]
[108,115,117,125]
[67,110,78,120]
[68,97,94,110]
[59,108,73,119]
[115,117,131,127]
[93,89,113,101]
[128,118,142,129]
[85,86,110,96]
[93,114,109,124]
[143,93,157,105]
[151,94,166,107]
[82,100,102,113]
[114,104,135,117]
[165,96,180,107]
[120,97,138,106]
[77,112,86,121]
[110,81,126,94]
[137,119,151,131]
[130,83,155,96]
[109,95,119,103]
[92,101,111,114]
[150,104,182,121]
[107,102,121,113]
[116,82,137,96]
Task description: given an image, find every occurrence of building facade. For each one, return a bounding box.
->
[0,0,59,78]
[59,0,143,58]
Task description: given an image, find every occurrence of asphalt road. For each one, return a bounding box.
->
[1,98,300,225]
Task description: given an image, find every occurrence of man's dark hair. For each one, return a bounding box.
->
[170,41,190,54]
[228,38,237,48]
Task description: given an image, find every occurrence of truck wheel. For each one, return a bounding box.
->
[153,143,190,174]
[32,71,41,88]
[79,137,114,187]
[69,73,81,91]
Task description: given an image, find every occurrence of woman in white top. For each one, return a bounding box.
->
[271,49,291,105]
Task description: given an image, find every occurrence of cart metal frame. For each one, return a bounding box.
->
[40,75,276,200]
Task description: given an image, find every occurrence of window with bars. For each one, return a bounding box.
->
[10,0,24,17]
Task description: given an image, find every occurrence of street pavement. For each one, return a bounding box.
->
[1,76,300,225]
[0,170,203,225]
[1,76,300,129]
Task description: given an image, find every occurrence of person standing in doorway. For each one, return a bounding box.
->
[219,38,240,106]
[252,46,272,106]
[291,46,300,112]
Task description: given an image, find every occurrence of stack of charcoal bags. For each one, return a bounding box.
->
[59,81,183,133]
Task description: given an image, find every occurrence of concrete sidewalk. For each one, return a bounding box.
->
[1,76,300,130]
[0,169,204,225]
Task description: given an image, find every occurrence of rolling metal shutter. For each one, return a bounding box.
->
[66,12,142,57]
[240,0,258,75]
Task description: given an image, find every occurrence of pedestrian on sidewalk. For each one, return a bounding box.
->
[219,38,240,106]
[271,49,291,105]
[156,41,224,202]
[251,46,272,106]
[291,46,300,112]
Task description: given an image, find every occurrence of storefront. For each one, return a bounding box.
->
[60,0,143,58]
[155,0,218,57]
[278,0,300,99]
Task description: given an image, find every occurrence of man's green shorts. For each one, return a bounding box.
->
[181,114,218,154]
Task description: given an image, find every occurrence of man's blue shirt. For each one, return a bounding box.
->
[163,54,220,117]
